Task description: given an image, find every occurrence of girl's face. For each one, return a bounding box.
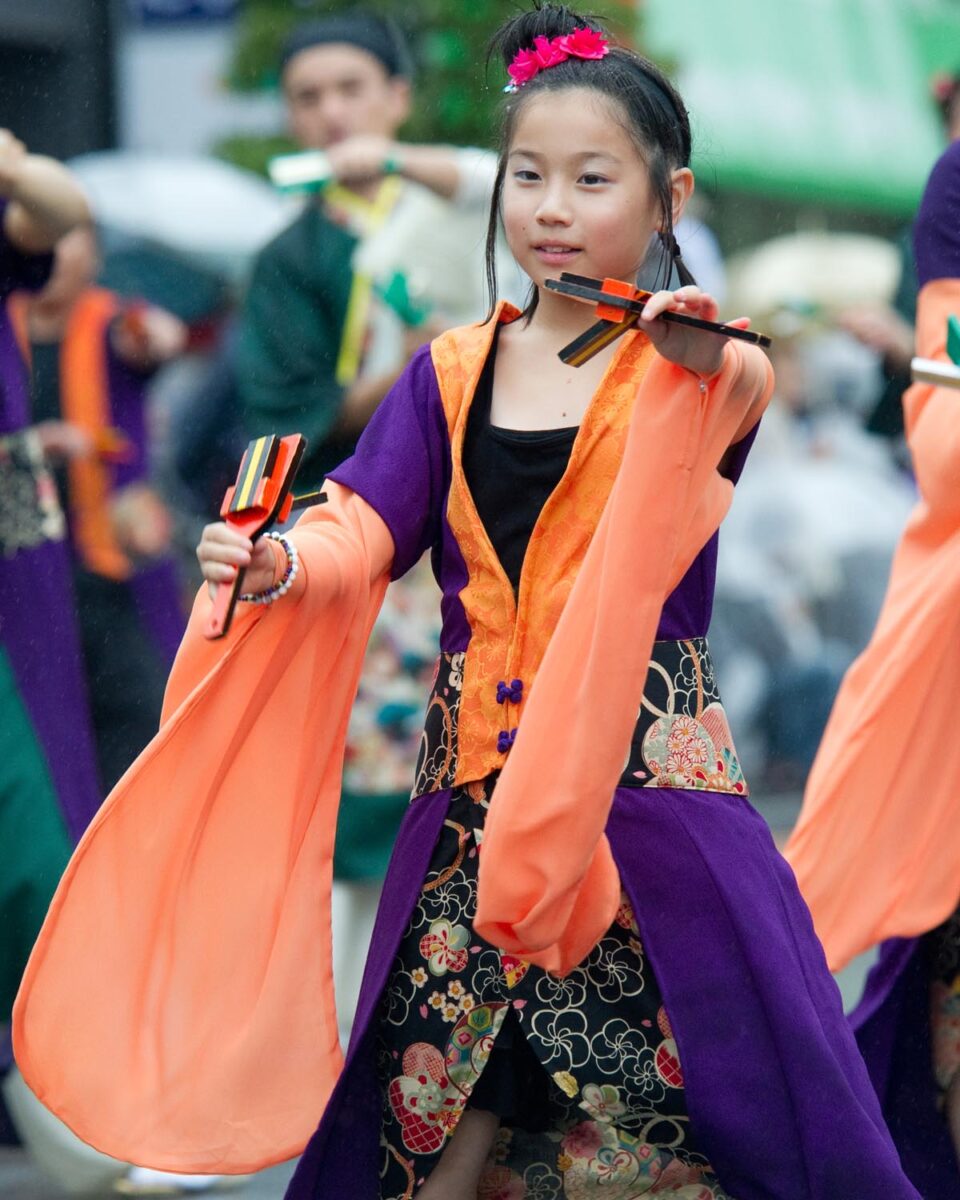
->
[501,88,691,291]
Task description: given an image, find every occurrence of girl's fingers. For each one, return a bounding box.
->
[202,562,239,584]
[201,523,253,552]
[640,289,676,321]
[197,541,251,567]
[641,287,719,323]
[673,290,719,321]
[672,285,706,304]
[197,524,253,565]
[726,316,752,330]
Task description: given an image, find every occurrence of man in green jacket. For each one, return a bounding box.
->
[237,9,512,488]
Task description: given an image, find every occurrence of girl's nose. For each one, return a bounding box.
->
[535,186,573,226]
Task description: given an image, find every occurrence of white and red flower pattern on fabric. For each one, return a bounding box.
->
[344,557,441,796]
[379,785,731,1198]
[419,917,470,976]
[477,1166,527,1200]
[562,1120,605,1160]
[614,897,639,933]
[642,704,746,795]
[387,1042,462,1156]
[654,1007,684,1088]
[579,1082,628,1124]
[560,1117,720,1199]
[500,953,530,989]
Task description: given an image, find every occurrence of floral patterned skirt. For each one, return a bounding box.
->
[376,780,732,1199]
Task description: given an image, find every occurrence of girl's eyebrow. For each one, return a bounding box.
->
[508,148,621,164]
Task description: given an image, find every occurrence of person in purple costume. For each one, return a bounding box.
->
[838,138,960,1200]
[188,7,920,1198]
[0,129,98,1048]
[18,223,189,791]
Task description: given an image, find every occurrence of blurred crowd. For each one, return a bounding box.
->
[2,6,959,1193]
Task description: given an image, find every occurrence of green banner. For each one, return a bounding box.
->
[645,0,958,215]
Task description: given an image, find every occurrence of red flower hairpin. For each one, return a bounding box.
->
[505,28,610,92]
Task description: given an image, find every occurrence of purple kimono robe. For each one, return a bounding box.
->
[278,338,920,1200]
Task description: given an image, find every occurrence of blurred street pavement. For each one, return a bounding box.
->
[0,1152,297,1199]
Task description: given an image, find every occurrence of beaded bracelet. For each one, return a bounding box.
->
[239,532,299,605]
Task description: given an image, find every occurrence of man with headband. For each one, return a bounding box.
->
[237,9,517,490]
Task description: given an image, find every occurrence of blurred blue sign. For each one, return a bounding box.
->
[129,0,239,22]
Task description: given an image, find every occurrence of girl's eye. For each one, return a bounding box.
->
[513,169,540,182]
[580,173,609,186]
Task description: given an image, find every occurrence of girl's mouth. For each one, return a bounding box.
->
[533,244,581,265]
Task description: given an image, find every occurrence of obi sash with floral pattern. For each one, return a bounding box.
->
[412,637,747,799]
[0,428,67,559]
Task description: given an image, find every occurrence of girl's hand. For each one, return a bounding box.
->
[196,522,276,597]
[639,286,751,379]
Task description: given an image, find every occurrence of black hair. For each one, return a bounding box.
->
[484,2,694,320]
[932,70,960,129]
[280,10,413,81]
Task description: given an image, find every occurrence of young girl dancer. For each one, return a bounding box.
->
[786,138,960,1200]
[15,7,919,1199]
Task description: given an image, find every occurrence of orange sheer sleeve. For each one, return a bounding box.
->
[13,482,392,1174]
[475,343,773,975]
[786,279,960,970]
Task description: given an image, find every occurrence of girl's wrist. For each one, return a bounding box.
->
[689,341,729,384]
[239,533,299,605]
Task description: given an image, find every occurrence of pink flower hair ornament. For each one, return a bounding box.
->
[504,28,610,93]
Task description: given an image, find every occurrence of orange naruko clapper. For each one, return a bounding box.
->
[203,433,306,640]
[545,273,773,367]
[594,276,638,324]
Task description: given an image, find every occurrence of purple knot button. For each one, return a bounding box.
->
[497,728,518,754]
[496,679,524,705]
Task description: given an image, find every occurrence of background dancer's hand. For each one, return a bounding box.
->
[197,522,277,597]
[638,286,751,378]
[0,129,27,197]
[326,134,395,186]
[33,419,93,462]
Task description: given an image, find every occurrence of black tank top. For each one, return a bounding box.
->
[462,327,578,594]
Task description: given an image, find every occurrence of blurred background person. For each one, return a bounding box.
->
[839,67,960,449]
[12,223,189,792]
[0,131,97,1040]
[237,9,523,489]
[786,137,960,1199]
[710,317,915,791]
[0,127,114,1181]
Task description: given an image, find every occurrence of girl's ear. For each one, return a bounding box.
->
[669,167,695,226]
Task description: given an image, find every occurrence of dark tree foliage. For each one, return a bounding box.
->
[220,0,643,172]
